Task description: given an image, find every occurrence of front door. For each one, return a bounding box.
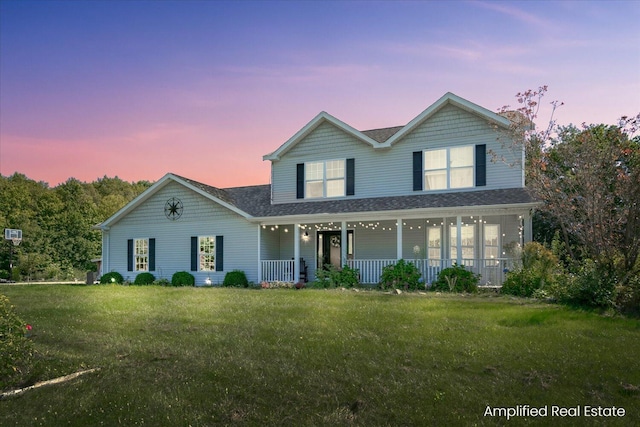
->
[317,230,353,269]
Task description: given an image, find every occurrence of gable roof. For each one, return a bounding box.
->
[263,111,381,161]
[95,173,252,229]
[263,92,511,161]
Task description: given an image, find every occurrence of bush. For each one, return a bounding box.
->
[100,271,124,284]
[171,271,195,287]
[0,294,34,390]
[501,242,561,298]
[312,264,360,288]
[615,274,640,317]
[379,259,422,291]
[222,270,249,287]
[134,272,156,285]
[154,278,171,286]
[431,264,479,293]
[558,260,616,309]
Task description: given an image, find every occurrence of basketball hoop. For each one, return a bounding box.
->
[11,237,21,246]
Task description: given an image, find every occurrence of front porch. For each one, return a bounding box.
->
[260,258,515,286]
[257,213,530,286]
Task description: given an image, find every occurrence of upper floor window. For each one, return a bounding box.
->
[305,159,345,198]
[424,146,474,190]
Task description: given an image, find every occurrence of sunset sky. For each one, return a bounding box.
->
[1,0,639,188]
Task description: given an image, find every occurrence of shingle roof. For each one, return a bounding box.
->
[173,174,537,219]
[361,126,404,143]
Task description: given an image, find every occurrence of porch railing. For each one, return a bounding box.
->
[261,260,294,283]
[262,258,515,286]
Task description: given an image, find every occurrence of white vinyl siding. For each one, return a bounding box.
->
[106,181,258,284]
[270,104,523,204]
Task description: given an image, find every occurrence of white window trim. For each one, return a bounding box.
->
[134,238,149,272]
[305,159,346,199]
[199,235,216,272]
[423,146,475,191]
[483,224,500,265]
[450,224,475,261]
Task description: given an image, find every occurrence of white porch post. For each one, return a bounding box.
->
[257,225,262,283]
[397,218,403,260]
[524,210,533,243]
[341,221,347,265]
[456,215,462,265]
[294,223,300,283]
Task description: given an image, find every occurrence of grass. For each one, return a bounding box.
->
[1,285,639,426]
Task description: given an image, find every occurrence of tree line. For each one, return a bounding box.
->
[0,174,152,281]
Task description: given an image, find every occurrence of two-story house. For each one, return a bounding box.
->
[95,92,537,286]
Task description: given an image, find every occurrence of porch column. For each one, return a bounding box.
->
[523,210,533,243]
[397,218,403,260]
[456,215,462,265]
[257,225,262,283]
[294,223,300,283]
[341,221,347,265]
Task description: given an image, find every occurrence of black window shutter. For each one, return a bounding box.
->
[127,239,133,271]
[216,236,224,271]
[191,236,198,271]
[475,144,487,187]
[413,151,423,191]
[149,238,156,271]
[346,158,355,196]
[296,163,305,199]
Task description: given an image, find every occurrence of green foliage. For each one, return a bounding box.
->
[154,278,171,286]
[133,272,156,285]
[222,270,249,287]
[100,271,124,284]
[615,274,640,316]
[0,294,34,390]
[0,173,152,281]
[171,271,195,287]
[551,260,617,309]
[501,242,560,297]
[431,264,479,293]
[312,264,360,288]
[378,259,422,290]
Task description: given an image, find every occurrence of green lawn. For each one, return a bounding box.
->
[1,285,639,426]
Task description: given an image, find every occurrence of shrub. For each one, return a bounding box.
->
[100,271,124,284]
[431,264,479,293]
[134,272,156,285]
[0,294,34,390]
[501,242,560,297]
[557,260,616,309]
[312,264,359,288]
[154,278,171,286]
[615,274,640,317]
[379,259,422,291]
[222,270,249,287]
[171,271,195,287]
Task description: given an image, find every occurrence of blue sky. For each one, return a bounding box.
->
[1,0,639,187]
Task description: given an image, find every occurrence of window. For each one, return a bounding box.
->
[134,238,149,271]
[199,236,216,271]
[305,159,345,198]
[427,227,442,262]
[484,224,500,265]
[450,225,475,261]
[424,146,474,190]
